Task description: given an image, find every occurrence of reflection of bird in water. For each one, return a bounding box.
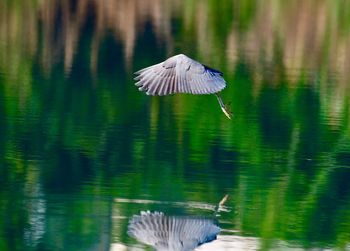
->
[127,195,229,251]
[127,211,220,251]
[134,54,232,119]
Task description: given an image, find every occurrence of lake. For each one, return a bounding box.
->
[0,1,350,250]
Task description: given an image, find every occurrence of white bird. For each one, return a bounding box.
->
[134,54,232,119]
[127,211,220,251]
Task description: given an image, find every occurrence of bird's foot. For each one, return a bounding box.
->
[221,104,233,120]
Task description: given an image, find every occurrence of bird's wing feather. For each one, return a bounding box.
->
[128,211,220,251]
[127,211,169,247]
[134,54,226,96]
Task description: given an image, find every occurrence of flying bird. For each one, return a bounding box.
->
[128,211,220,251]
[127,195,229,250]
[134,54,232,119]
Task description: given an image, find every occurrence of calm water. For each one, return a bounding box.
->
[1,1,350,250]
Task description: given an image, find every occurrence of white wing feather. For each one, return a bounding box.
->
[134,54,226,95]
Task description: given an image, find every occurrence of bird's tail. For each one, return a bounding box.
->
[215,93,232,119]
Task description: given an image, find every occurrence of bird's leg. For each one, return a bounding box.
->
[215,93,232,119]
[214,194,229,216]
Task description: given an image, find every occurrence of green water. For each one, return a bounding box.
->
[1,1,350,250]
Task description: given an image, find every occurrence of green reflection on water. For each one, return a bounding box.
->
[1,0,350,250]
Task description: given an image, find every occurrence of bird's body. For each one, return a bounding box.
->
[134,54,232,119]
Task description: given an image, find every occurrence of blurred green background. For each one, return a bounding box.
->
[0,0,350,250]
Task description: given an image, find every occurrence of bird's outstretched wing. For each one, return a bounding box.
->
[127,211,220,251]
[134,54,226,95]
